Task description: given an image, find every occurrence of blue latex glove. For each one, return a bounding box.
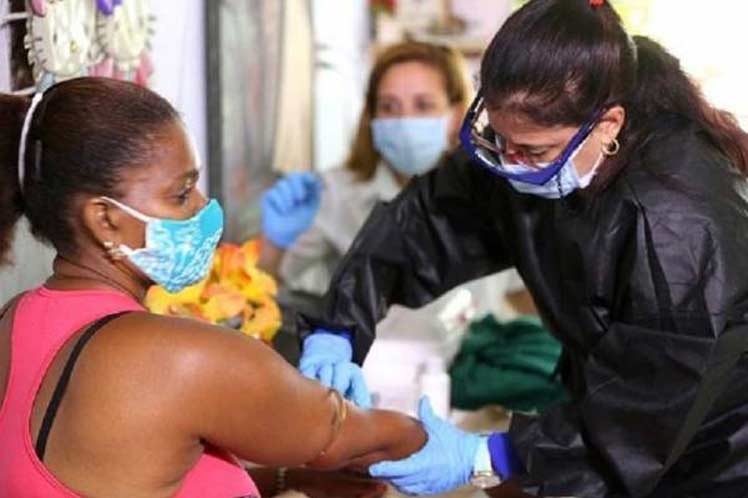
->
[261,172,322,249]
[298,330,372,409]
[369,397,481,495]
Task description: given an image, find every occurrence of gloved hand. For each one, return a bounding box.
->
[298,330,372,409]
[261,172,322,249]
[369,397,481,495]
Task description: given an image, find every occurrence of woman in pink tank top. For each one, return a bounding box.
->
[0,78,426,498]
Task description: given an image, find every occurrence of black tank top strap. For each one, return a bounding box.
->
[35,311,133,461]
[0,292,25,322]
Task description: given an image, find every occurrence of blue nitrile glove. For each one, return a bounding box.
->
[261,172,322,249]
[369,397,481,495]
[298,330,372,409]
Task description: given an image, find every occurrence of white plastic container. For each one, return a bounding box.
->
[419,357,451,420]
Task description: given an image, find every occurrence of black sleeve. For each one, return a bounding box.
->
[510,201,748,497]
[299,151,513,363]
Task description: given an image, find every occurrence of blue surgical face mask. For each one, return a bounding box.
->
[102,197,224,293]
[371,116,450,177]
[502,136,604,199]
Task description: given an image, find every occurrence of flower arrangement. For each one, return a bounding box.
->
[145,240,282,342]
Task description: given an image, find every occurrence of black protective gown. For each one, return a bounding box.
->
[300,115,748,497]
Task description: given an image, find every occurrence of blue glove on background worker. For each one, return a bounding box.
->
[261,174,371,407]
[261,172,322,249]
[298,324,374,408]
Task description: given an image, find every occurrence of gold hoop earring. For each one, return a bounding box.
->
[103,241,125,261]
[602,138,620,156]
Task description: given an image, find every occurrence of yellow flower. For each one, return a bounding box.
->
[145,239,282,342]
[240,297,282,342]
[145,277,207,314]
[201,284,247,323]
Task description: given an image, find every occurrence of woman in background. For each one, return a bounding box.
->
[259,41,474,291]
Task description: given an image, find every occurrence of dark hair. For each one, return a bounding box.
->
[480,0,748,180]
[346,41,472,181]
[0,78,180,265]
[0,95,26,266]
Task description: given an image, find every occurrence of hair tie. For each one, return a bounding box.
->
[18,92,45,194]
[589,0,605,7]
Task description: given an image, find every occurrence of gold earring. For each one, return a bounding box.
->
[103,241,125,261]
[602,138,620,156]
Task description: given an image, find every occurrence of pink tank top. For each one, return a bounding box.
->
[0,287,259,498]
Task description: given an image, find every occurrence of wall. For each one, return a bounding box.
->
[311,0,371,172]
[150,0,208,191]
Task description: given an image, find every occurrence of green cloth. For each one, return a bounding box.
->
[449,314,568,413]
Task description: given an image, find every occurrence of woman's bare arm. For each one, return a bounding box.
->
[148,314,425,468]
[307,402,425,471]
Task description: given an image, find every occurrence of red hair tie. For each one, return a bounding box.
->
[590,0,605,7]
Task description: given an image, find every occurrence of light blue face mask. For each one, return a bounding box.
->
[102,197,224,293]
[502,136,603,199]
[371,116,450,177]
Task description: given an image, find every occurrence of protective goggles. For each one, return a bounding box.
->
[459,93,603,186]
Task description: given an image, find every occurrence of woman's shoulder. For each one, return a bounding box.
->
[114,311,259,351]
[622,117,742,207]
[632,116,732,181]
[86,312,267,387]
[616,117,748,248]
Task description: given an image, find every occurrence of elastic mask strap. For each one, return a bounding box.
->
[578,152,605,187]
[558,134,597,198]
[569,133,592,162]
[101,196,153,223]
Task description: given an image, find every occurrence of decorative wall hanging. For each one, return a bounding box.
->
[1,0,154,94]
[29,0,45,16]
[95,0,154,81]
[94,0,121,16]
[24,0,98,87]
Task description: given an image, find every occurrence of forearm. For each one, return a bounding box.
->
[307,406,426,471]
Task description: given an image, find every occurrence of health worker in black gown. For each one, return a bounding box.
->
[297,1,748,496]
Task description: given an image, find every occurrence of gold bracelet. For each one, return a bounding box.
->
[313,389,349,460]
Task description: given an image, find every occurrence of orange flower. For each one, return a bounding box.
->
[145,239,282,342]
[145,278,207,314]
[202,284,247,323]
[240,297,282,342]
